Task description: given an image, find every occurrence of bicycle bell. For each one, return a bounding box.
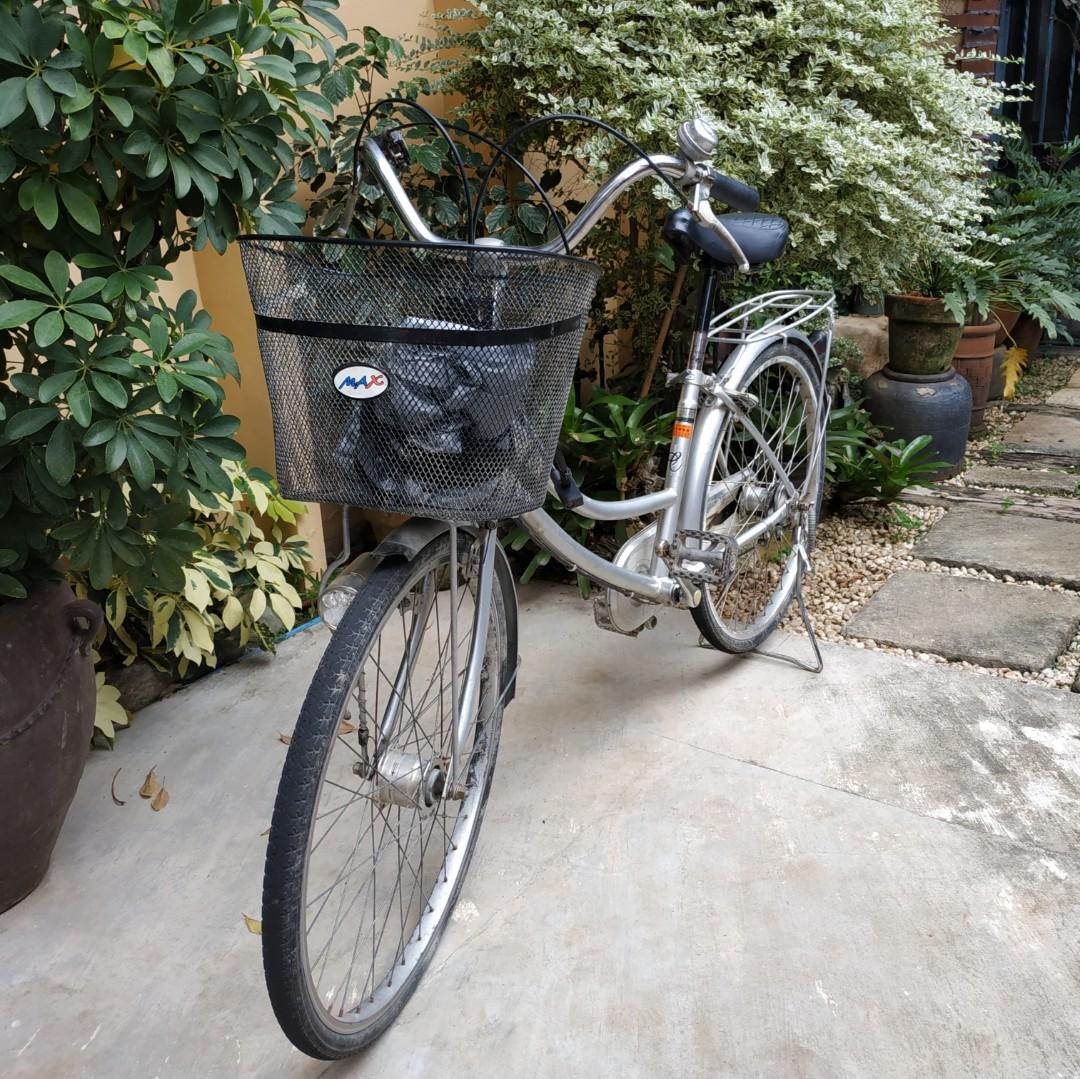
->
[677,118,718,163]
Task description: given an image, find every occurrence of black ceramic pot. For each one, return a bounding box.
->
[0,580,101,912]
[861,366,973,480]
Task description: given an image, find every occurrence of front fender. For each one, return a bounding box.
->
[371,517,455,562]
[326,518,519,702]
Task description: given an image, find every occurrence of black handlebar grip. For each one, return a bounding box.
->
[708,169,760,213]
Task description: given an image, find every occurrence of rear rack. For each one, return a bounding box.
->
[708,289,835,345]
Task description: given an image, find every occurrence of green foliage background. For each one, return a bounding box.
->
[0,0,343,603]
[434,0,1008,366]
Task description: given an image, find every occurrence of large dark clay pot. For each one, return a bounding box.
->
[0,581,101,912]
[884,294,964,377]
[862,367,972,479]
[1011,314,1043,361]
[991,304,1021,348]
[952,321,998,435]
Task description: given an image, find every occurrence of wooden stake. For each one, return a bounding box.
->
[639,263,688,399]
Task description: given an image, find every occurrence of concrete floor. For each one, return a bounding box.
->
[3,586,1080,1079]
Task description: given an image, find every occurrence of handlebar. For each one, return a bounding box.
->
[707,169,760,213]
[357,119,761,269]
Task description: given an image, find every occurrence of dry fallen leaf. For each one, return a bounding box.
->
[278,733,291,745]
[150,784,169,812]
[110,768,126,807]
[138,767,160,799]
[338,720,357,735]
[243,914,262,935]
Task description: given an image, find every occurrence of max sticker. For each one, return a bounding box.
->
[334,365,388,399]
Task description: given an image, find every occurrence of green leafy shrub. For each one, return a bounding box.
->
[434,0,1008,367]
[950,135,1080,335]
[829,336,865,373]
[76,461,311,676]
[826,401,944,504]
[0,0,344,601]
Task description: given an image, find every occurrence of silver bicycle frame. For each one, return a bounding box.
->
[353,124,834,767]
[517,303,832,609]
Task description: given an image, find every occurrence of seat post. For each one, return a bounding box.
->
[688,260,720,373]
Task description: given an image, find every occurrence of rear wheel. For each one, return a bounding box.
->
[692,343,824,653]
[262,532,514,1059]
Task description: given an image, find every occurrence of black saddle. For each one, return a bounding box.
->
[662,208,789,268]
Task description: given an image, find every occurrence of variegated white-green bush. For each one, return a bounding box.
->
[436,0,1009,346]
[78,461,311,685]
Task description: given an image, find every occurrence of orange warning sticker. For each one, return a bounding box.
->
[673,422,693,440]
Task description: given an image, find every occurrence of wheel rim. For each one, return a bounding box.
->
[297,557,501,1034]
[704,353,818,643]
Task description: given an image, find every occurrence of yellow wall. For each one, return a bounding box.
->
[178,0,437,568]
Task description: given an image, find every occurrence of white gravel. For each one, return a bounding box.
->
[776,352,1080,693]
[779,501,1080,694]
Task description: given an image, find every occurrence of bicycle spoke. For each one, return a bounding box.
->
[282,534,505,1043]
[703,354,819,637]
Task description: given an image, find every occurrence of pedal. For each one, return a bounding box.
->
[671,528,738,588]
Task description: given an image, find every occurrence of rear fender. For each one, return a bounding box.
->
[679,330,822,535]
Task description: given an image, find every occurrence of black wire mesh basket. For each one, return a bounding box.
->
[238,236,601,521]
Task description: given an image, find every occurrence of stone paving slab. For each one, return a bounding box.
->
[843,569,1080,670]
[1006,411,1080,459]
[1069,369,1080,389]
[915,506,1080,588]
[962,464,1080,496]
[1047,387,1080,409]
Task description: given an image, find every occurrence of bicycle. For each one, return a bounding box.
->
[239,104,834,1059]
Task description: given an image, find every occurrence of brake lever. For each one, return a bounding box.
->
[696,198,750,273]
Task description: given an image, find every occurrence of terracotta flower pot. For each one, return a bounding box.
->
[952,321,998,435]
[991,304,1021,348]
[0,581,101,913]
[884,294,964,377]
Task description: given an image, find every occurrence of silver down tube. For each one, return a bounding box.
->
[450,528,497,789]
[518,508,681,604]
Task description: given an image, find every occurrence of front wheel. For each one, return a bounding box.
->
[692,342,825,653]
[262,531,514,1059]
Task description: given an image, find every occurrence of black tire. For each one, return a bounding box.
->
[692,342,825,654]
[262,533,514,1059]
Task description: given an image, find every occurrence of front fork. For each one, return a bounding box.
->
[447,526,497,793]
[360,525,498,811]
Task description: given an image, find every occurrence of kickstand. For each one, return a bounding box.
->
[701,543,824,674]
[750,575,823,674]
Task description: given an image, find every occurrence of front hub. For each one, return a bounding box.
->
[353,750,445,817]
